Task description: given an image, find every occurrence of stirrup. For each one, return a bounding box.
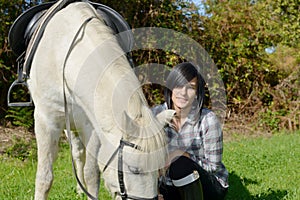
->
[7,80,33,107]
[7,52,34,107]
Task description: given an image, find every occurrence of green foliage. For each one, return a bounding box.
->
[267,0,300,47]
[200,0,300,130]
[267,44,300,78]
[202,0,276,101]
[258,109,286,131]
[5,107,34,128]
[4,136,37,161]
[143,85,165,107]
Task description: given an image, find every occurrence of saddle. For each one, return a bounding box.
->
[7,0,134,107]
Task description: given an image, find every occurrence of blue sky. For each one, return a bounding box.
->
[192,0,208,16]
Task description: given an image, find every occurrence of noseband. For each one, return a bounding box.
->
[103,139,158,200]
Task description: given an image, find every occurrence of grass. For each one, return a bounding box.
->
[0,132,299,199]
[0,142,111,200]
[223,132,300,200]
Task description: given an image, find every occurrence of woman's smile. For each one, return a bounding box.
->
[175,96,188,104]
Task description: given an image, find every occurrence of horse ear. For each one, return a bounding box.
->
[156,109,176,126]
[122,111,138,135]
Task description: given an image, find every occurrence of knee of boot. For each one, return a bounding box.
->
[169,156,200,187]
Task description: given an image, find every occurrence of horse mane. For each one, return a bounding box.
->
[94,54,168,171]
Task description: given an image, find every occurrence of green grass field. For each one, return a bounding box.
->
[0,132,299,199]
[223,132,300,200]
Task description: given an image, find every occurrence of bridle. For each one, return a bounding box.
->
[103,139,158,200]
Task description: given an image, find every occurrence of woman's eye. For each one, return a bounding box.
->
[186,84,197,90]
[128,166,142,174]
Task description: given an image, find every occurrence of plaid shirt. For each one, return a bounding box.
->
[152,103,229,188]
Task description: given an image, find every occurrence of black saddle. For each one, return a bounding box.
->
[9,0,134,57]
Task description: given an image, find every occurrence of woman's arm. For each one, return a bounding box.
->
[200,111,223,172]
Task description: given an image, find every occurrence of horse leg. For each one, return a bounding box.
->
[68,130,86,194]
[84,131,100,199]
[34,112,63,200]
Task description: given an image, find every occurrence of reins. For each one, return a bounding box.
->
[62,16,98,200]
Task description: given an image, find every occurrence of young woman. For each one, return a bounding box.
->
[152,62,229,200]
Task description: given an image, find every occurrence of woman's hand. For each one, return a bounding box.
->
[158,194,164,200]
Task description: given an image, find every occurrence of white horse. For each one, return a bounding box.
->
[27,1,173,199]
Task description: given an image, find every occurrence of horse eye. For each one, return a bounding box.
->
[128,166,142,175]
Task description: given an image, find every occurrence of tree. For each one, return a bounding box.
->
[200,0,299,131]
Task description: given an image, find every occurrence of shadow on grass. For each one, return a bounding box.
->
[225,172,288,200]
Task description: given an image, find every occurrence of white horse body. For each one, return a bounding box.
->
[28,2,173,199]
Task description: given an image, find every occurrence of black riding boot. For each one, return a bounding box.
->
[177,179,204,200]
[168,156,204,200]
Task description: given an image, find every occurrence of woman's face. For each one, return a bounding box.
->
[171,77,198,110]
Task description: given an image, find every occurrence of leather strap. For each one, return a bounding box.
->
[62,15,98,200]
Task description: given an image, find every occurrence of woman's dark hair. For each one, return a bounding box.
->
[164,62,205,109]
